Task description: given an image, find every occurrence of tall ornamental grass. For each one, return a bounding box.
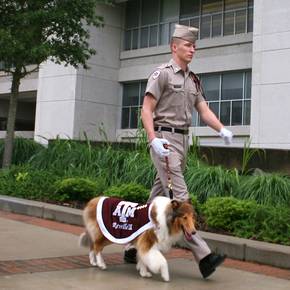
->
[0,138,43,165]
[185,162,240,203]
[239,174,290,206]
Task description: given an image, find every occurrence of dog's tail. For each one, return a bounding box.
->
[79,231,92,248]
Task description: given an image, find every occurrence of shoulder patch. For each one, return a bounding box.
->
[152,70,161,79]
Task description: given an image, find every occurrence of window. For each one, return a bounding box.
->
[124,0,254,50]
[121,81,146,129]
[193,70,251,127]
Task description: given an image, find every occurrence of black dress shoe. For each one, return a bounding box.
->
[124,248,137,264]
[199,253,226,279]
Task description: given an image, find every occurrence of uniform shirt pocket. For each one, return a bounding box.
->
[167,83,184,106]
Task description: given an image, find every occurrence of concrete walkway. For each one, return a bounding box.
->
[0,211,289,290]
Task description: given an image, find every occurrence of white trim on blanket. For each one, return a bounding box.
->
[96,196,154,244]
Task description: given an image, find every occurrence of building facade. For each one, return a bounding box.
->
[0,0,290,149]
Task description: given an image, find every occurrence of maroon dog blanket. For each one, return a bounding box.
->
[97,197,154,244]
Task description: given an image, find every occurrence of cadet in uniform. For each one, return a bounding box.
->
[124,24,233,279]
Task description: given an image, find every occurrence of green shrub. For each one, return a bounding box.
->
[0,165,60,201]
[202,197,257,232]
[54,177,106,202]
[104,183,149,203]
[239,174,290,206]
[202,196,290,245]
[185,164,240,203]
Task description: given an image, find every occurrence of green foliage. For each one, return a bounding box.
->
[203,197,290,245]
[104,183,149,204]
[54,177,106,202]
[0,165,60,201]
[202,197,256,232]
[0,0,109,72]
[185,163,240,203]
[0,138,44,165]
[239,174,290,206]
[241,139,266,175]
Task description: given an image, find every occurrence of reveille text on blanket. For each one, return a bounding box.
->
[96,196,154,244]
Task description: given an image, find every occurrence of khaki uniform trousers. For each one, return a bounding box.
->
[148,130,211,262]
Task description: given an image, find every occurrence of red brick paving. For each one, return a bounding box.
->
[0,210,290,280]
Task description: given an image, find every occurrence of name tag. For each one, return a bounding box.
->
[173,85,182,89]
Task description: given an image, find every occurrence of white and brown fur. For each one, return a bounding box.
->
[79,196,196,282]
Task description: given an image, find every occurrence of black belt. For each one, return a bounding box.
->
[154,126,189,135]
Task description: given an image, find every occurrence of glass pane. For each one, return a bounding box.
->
[235,10,246,34]
[159,23,169,45]
[222,72,243,100]
[212,13,222,37]
[123,83,139,106]
[202,0,222,14]
[202,74,220,101]
[209,102,219,118]
[140,27,149,48]
[225,0,247,11]
[232,100,242,125]
[243,99,251,125]
[132,29,139,49]
[201,15,211,39]
[160,0,179,22]
[224,11,235,35]
[220,101,231,125]
[149,25,158,47]
[125,0,140,28]
[180,0,200,18]
[140,82,147,105]
[130,107,139,129]
[245,71,252,99]
[142,0,158,25]
[190,17,200,33]
[247,7,253,32]
[192,110,198,126]
[121,107,130,129]
[124,30,131,50]
[248,0,253,7]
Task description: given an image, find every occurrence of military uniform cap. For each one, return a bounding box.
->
[172,24,198,43]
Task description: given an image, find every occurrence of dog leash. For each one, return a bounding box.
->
[163,144,173,200]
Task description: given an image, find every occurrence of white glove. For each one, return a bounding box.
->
[150,138,170,157]
[219,127,233,145]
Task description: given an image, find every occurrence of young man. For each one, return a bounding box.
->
[124,24,233,279]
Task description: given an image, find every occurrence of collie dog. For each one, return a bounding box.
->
[79,196,196,282]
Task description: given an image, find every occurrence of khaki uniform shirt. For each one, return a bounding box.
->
[145,59,205,128]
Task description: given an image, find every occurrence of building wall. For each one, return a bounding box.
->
[251,0,290,149]
[73,4,124,141]
[34,62,78,143]
[34,3,124,143]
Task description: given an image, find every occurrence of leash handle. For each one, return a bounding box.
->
[163,144,173,200]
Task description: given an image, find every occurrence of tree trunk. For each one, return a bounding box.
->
[2,71,21,168]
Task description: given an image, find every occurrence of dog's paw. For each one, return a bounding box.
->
[98,263,107,270]
[161,273,170,282]
[139,269,152,278]
[89,251,97,267]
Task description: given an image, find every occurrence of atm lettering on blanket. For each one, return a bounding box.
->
[112,201,138,222]
[111,201,148,231]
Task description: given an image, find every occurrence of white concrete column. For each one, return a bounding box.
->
[251,0,290,149]
[34,61,77,144]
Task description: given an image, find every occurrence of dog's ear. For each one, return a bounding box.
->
[171,200,180,210]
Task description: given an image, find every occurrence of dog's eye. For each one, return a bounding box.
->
[183,216,187,220]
